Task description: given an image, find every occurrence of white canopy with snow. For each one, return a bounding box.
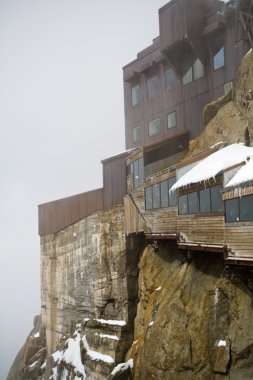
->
[226,159,253,188]
[170,144,253,192]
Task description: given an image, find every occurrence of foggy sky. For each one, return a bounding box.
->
[0,1,167,378]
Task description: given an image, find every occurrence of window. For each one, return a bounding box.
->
[183,67,193,85]
[193,59,204,80]
[145,177,177,210]
[148,118,160,136]
[183,58,205,85]
[211,185,223,212]
[147,75,159,98]
[225,198,239,222]
[178,184,224,215]
[213,46,225,70]
[165,68,176,90]
[225,194,253,222]
[131,84,140,106]
[167,111,176,129]
[200,188,211,213]
[133,126,142,143]
[133,157,144,189]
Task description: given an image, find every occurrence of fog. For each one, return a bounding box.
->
[0,1,167,378]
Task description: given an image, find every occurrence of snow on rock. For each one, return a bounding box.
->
[82,336,114,364]
[171,144,253,191]
[63,333,86,375]
[95,318,126,326]
[33,332,40,338]
[95,333,119,340]
[52,350,63,364]
[110,359,133,376]
[155,286,161,291]
[218,340,227,347]
[225,159,253,188]
[29,360,38,368]
[148,321,154,327]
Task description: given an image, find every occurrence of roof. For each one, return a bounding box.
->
[171,143,253,191]
[225,159,253,188]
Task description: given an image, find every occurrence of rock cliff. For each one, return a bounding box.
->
[7,51,253,379]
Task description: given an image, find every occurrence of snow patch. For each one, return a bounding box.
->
[218,340,227,347]
[171,144,253,191]
[95,333,119,340]
[52,350,63,364]
[33,332,40,338]
[148,321,154,327]
[95,318,126,326]
[82,336,114,363]
[63,334,86,376]
[111,359,133,376]
[155,286,161,291]
[29,360,38,368]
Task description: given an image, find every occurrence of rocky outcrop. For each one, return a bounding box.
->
[7,315,46,380]
[129,243,253,379]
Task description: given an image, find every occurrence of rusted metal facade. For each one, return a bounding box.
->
[123,0,249,149]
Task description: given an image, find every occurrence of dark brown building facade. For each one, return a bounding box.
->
[123,0,249,150]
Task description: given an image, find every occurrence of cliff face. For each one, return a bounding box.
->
[130,244,253,379]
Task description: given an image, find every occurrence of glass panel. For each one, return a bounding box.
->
[165,68,176,90]
[131,84,140,106]
[138,157,144,187]
[147,75,159,98]
[153,184,161,209]
[211,184,223,212]
[193,58,204,80]
[240,195,253,221]
[225,199,239,222]
[133,126,142,142]
[168,177,177,206]
[133,160,139,189]
[148,118,160,136]
[161,180,169,208]
[145,187,153,210]
[183,66,193,85]
[213,46,225,70]
[199,188,211,213]
[188,192,199,214]
[167,111,176,129]
[179,195,188,215]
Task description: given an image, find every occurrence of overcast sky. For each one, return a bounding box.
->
[0,1,168,378]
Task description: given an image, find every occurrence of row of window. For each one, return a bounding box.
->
[145,177,177,210]
[225,195,253,222]
[131,47,225,106]
[133,112,176,142]
[178,185,223,215]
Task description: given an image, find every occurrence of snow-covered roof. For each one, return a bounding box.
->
[225,159,253,188]
[171,144,253,191]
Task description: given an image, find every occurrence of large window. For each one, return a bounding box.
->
[148,118,160,136]
[145,177,176,210]
[132,157,144,189]
[147,74,159,98]
[225,194,253,222]
[178,184,223,215]
[183,58,204,85]
[165,68,176,90]
[131,84,140,106]
[133,126,142,143]
[213,46,225,70]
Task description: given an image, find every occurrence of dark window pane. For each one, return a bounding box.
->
[165,68,176,90]
[188,192,199,214]
[179,195,188,215]
[161,180,169,208]
[148,118,160,136]
[138,157,144,187]
[211,185,223,212]
[147,75,159,98]
[213,46,225,70]
[145,187,153,210]
[240,195,253,221]
[133,160,139,189]
[131,84,140,106]
[199,188,211,213]
[225,199,239,222]
[153,184,161,209]
[168,177,177,206]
